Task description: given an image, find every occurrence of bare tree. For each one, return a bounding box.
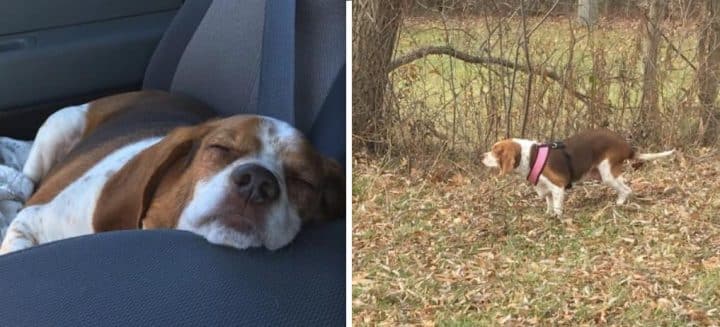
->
[697,0,720,144]
[636,0,667,145]
[352,0,412,153]
[352,0,712,164]
[578,0,599,27]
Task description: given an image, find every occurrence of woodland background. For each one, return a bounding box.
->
[354,0,720,160]
[353,0,720,325]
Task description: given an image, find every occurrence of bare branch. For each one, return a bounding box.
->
[389,45,594,105]
[639,8,697,71]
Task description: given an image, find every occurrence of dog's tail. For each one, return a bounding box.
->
[629,149,675,169]
[633,149,675,161]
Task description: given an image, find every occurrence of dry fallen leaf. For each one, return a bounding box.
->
[353,147,720,325]
[702,256,720,270]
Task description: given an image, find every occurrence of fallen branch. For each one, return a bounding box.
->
[389,45,595,106]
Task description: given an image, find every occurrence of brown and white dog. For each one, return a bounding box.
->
[0,90,344,254]
[481,129,674,217]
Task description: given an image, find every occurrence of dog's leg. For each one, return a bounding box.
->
[23,104,89,184]
[0,206,42,254]
[550,185,565,217]
[0,200,94,254]
[545,194,553,214]
[538,179,563,216]
[535,185,552,214]
[598,160,632,205]
[613,176,632,205]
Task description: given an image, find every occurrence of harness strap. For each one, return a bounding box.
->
[527,145,549,185]
[561,150,574,189]
[528,141,575,189]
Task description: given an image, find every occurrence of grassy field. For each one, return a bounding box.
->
[388,16,700,154]
[352,149,720,325]
[353,15,720,325]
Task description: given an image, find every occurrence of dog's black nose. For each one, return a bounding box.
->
[231,164,280,203]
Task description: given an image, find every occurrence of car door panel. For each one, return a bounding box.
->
[0,12,175,110]
[0,0,182,118]
[0,0,181,35]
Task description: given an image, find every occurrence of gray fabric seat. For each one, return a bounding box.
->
[144,0,346,140]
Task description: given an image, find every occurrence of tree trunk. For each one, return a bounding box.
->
[578,0,599,27]
[698,0,720,145]
[352,0,411,153]
[635,0,666,145]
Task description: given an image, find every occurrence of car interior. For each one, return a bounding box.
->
[0,0,345,325]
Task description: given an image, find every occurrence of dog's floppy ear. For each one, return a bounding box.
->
[317,157,344,221]
[92,124,210,232]
[288,154,345,224]
[499,150,515,175]
[497,142,519,176]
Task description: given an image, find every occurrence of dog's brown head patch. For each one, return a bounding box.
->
[491,140,521,175]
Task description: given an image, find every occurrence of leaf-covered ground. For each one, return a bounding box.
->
[352,149,720,326]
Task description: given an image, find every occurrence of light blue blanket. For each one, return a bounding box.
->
[0,137,34,237]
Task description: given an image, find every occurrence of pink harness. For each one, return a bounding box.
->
[527,145,550,185]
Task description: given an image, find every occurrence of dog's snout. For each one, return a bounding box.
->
[231,164,280,203]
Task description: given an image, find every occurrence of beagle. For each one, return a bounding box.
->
[481,129,674,217]
[0,90,344,254]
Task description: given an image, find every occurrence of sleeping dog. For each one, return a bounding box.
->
[0,90,344,254]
